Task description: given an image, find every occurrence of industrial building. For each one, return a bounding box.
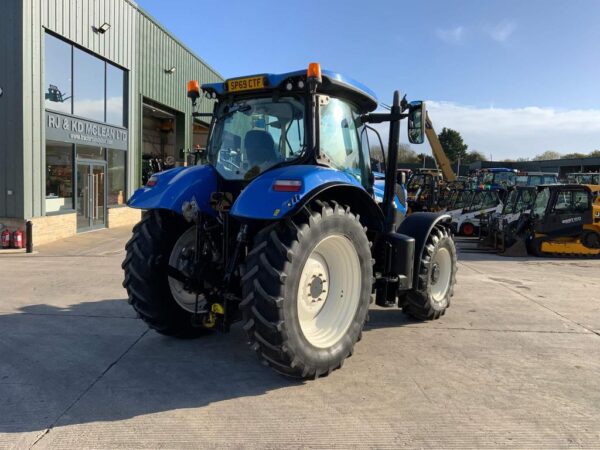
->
[0,0,222,245]
[468,157,600,178]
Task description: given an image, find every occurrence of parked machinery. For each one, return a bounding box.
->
[516,171,559,187]
[402,114,458,213]
[478,186,537,252]
[502,184,600,257]
[452,188,504,236]
[442,188,475,217]
[122,63,458,378]
[475,168,517,191]
[567,172,600,185]
[406,168,443,213]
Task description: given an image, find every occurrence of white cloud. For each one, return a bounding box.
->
[371,102,600,160]
[486,20,517,43]
[72,97,123,121]
[436,26,464,44]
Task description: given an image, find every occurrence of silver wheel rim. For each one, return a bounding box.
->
[297,234,361,349]
[168,227,205,313]
[430,247,452,303]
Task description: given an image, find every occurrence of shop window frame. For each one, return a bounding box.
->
[44,141,76,216]
[43,30,129,128]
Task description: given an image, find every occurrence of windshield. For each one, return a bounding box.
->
[207,96,306,180]
[453,190,473,209]
[482,171,516,186]
[466,191,498,212]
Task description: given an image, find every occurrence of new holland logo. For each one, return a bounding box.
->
[561,216,582,224]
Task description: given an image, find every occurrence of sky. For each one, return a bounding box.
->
[137,0,600,160]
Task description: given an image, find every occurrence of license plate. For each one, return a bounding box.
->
[226,76,265,92]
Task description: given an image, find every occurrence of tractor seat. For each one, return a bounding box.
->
[244,130,279,166]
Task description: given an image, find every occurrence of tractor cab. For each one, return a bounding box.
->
[195,65,377,190]
[515,171,559,187]
[566,172,600,185]
[476,168,517,190]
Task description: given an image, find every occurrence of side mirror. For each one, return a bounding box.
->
[407,101,426,144]
[397,171,407,185]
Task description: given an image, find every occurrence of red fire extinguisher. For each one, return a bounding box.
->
[1,229,10,249]
[13,229,24,249]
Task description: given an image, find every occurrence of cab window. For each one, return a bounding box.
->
[320,97,364,183]
[553,190,590,214]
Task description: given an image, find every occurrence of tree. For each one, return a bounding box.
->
[562,152,588,159]
[589,150,600,158]
[397,144,420,163]
[438,128,468,163]
[370,145,385,163]
[462,150,487,164]
[533,151,562,161]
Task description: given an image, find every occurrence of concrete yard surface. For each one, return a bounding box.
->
[1,229,599,449]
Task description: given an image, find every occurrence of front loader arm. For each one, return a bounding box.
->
[425,114,457,182]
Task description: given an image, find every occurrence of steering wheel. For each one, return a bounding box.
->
[220,159,240,171]
[219,148,241,170]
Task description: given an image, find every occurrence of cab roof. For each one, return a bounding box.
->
[201,69,379,113]
[480,168,517,173]
[536,184,600,192]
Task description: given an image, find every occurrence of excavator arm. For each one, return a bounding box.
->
[425,113,457,182]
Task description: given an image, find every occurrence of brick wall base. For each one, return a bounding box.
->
[1,207,140,248]
[31,214,77,245]
[107,207,141,228]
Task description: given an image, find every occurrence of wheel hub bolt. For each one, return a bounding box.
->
[431,263,440,284]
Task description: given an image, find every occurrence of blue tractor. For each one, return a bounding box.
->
[123,63,457,378]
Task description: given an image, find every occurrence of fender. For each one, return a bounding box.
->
[127,164,218,217]
[397,212,452,287]
[230,165,405,228]
[230,165,365,220]
[373,179,407,213]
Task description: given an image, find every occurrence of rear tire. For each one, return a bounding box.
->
[402,225,457,320]
[241,201,373,379]
[122,210,210,338]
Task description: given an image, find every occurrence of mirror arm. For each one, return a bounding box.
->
[360,112,407,124]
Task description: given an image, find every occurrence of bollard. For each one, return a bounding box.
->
[26,221,33,253]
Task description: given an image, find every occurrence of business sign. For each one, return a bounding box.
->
[46,111,128,150]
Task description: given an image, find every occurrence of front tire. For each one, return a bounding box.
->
[241,201,373,379]
[402,225,457,320]
[122,210,210,338]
